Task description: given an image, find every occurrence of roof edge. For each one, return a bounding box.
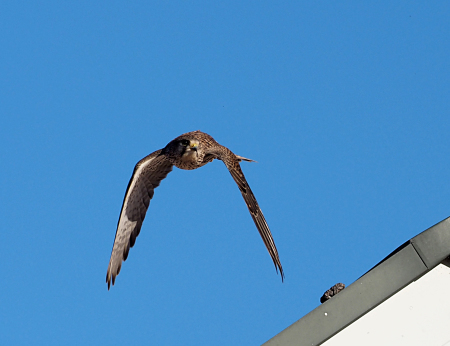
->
[263,216,450,346]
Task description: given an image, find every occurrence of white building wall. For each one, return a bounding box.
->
[323,262,450,346]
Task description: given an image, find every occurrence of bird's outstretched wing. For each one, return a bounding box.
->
[106,149,173,289]
[206,146,284,280]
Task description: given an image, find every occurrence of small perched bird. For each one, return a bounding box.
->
[106,130,283,289]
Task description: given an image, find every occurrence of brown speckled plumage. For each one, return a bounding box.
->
[106,130,284,289]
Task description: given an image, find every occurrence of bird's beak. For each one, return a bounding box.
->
[190,142,198,151]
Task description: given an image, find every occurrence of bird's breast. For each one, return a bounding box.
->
[174,151,202,170]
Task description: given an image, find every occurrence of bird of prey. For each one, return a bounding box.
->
[106,130,283,289]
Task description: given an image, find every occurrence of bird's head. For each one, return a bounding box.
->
[178,138,199,156]
[162,136,201,168]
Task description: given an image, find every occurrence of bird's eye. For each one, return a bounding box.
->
[180,139,190,146]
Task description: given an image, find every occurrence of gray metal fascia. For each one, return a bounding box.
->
[263,244,426,346]
[411,217,450,268]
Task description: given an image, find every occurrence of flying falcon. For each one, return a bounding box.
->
[106,130,283,289]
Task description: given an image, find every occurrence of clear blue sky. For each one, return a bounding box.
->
[1,2,449,345]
